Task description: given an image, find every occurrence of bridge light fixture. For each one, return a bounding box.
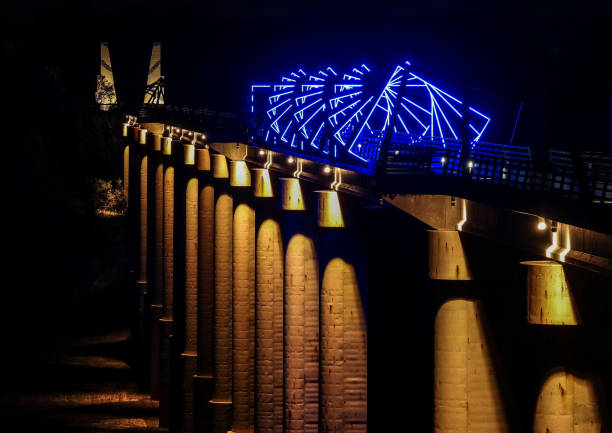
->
[537,221,547,231]
[287,156,295,164]
[201,133,206,140]
[441,156,446,164]
[394,150,400,155]
[259,149,265,156]
[323,165,331,174]
[467,160,474,168]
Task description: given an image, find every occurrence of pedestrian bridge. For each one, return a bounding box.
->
[109,42,612,433]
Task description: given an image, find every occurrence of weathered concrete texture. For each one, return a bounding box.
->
[315,191,344,228]
[183,175,199,432]
[256,219,284,433]
[181,353,197,432]
[280,178,305,211]
[139,154,149,283]
[285,234,319,433]
[232,203,256,433]
[163,164,175,319]
[185,176,199,353]
[534,369,605,433]
[321,258,367,433]
[159,317,173,428]
[159,156,175,429]
[123,145,130,204]
[522,261,581,326]
[212,192,233,433]
[434,299,509,433]
[150,154,164,400]
[198,183,215,376]
[428,230,473,281]
[154,158,164,306]
[150,304,162,401]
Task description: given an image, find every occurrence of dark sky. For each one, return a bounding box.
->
[4,0,612,149]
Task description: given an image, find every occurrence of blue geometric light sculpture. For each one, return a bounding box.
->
[250,60,491,173]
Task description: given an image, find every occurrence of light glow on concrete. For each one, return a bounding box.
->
[521,260,580,325]
[252,168,273,198]
[315,190,345,228]
[428,230,473,280]
[212,154,229,179]
[229,160,252,187]
[534,369,604,432]
[279,178,305,210]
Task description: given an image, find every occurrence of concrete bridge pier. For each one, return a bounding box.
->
[135,127,149,390]
[428,229,510,433]
[150,132,164,401]
[194,148,214,433]
[180,142,198,433]
[210,153,233,433]
[280,177,319,433]
[230,160,255,433]
[318,199,367,433]
[253,173,284,433]
[159,136,176,429]
[521,261,605,433]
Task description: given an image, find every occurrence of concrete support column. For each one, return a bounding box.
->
[230,160,255,433]
[520,262,604,432]
[521,261,580,325]
[231,200,255,433]
[284,229,319,433]
[194,148,214,433]
[320,258,367,433]
[255,214,284,433]
[135,142,149,390]
[138,153,149,285]
[429,230,509,433]
[123,144,130,205]
[159,136,175,428]
[150,133,164,400]
[181,143,198,433]
[211,153,233,433]
[534,369,605,433]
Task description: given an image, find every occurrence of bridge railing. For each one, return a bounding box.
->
[384,134,612,205]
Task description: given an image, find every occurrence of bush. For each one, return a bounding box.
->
[95,178,126,217]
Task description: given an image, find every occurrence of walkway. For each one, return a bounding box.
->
[0,329,162,433]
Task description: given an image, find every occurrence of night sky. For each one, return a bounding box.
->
[5,0,612,149]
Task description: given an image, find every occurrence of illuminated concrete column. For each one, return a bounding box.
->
[321,258,367,433]
[211,154,233,433]
[229,159,255,433]
[279,178,305,211]
[139,127,148,145]
[181,143,198,432]
[429,230,509,433]
[255,219,284,433]
[534,369,605,433]
[194,148,214,433]
[123,144,130,204]
[285,233,319,433]
[315,190,344,228]
[138,151,149,284]
[159,136,175,428]
[521,261,580,325]
[231,201,255,433]
[150,133,164,400]
[252,168,273,198]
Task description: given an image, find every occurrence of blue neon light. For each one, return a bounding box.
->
[250,60,492,170]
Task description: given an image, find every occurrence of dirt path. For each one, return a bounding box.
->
[0,330,163,433]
